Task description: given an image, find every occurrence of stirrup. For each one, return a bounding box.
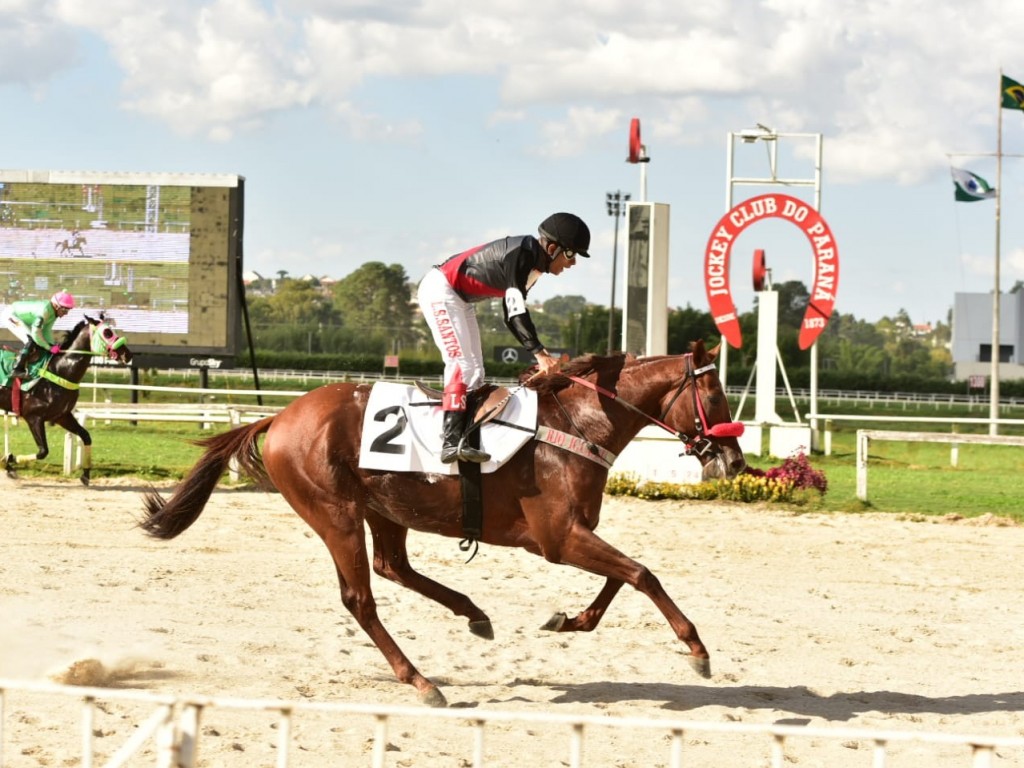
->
[457,438,490,463]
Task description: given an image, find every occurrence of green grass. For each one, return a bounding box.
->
[743,433,1024,521]
[6,386,1024,523]
[4,420,207,482]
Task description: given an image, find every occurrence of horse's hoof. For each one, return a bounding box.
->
[541,612,567,632]
[80,473,90,487]
[420,686,448,708]
[686,655,712,679]
[469,620,493,639]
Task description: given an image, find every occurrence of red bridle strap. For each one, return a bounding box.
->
[565,374,682,437]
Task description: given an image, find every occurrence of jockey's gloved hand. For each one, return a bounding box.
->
[50,345,61,354]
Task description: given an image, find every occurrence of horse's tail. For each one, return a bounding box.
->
[139,416,276,540]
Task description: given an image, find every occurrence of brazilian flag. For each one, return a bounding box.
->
[1002,74,1024,110]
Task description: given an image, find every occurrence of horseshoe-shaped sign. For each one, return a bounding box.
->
[704,193,839,350]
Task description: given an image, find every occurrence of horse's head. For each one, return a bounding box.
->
[658,340,746,481]
[85,314,133,365]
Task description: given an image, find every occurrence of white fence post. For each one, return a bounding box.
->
[856,430,869,502]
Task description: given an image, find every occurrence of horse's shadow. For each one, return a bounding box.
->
[527,681,1024,721]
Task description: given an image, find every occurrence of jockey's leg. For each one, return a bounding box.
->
[11,341,32,376]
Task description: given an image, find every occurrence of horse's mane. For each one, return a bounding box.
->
[60,320,89,350]
[525,340,714,397]
[527,352,630,396]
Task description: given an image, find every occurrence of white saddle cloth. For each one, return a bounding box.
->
[358,382,538,475]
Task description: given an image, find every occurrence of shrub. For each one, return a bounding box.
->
[606,452,827,506]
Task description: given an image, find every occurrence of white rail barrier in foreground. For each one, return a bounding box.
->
[1,680,1022,768]
[855,429,1024,501]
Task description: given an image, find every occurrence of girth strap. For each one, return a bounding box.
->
[39,369,79,390]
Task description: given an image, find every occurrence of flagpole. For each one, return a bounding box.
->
[991,72,1003,436]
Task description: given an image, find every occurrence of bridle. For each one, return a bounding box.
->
[89,322,128,359]
[57,321,128,360]
[564,352,744,458]
[37,323,129,391]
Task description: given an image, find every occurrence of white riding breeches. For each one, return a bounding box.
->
[417,267,486,408]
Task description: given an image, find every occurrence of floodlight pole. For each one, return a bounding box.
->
[606,190,630,354]
[725,127,824,442]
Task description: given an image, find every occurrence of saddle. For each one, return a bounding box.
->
[413,382,500,549]
[413,382,513,425]
[0,348,45,391]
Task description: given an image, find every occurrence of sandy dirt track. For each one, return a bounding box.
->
[1,475,1023,767]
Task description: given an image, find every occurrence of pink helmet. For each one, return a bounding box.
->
[51,290,75,309]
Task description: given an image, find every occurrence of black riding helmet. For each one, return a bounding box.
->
[538,212,591,258]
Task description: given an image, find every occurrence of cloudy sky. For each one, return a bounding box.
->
[3,0,1024,329]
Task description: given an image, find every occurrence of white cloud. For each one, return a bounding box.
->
[0,2,80,86]
[7,0,1024,177]
[534,106,622,158]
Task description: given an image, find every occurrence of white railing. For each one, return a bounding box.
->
[807,413,1024,455]
[1,679,1021,768]
[855,429,1024,501]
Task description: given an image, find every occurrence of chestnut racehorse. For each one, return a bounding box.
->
[139,341,746,707]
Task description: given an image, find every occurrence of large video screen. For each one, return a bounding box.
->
[0,170,243,362]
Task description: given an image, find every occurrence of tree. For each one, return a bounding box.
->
[768,280,812,328]
[667,305,718,354]
[248,280,338,326]
[542,295,588,317]
[333,262,415,343]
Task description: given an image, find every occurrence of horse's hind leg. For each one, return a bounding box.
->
[319,512,448,707]
[53,412,92,485]
[366,511,494,639]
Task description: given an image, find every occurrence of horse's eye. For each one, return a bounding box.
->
[102,328,115,339]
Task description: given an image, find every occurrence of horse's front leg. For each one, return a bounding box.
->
[546,521,711,678]
[366,511,494,639]
[541,577,624,632]
[53,412,92,485]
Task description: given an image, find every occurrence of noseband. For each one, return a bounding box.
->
[91,324,128,359]
[565,353,744,459]
[659,353,745,457]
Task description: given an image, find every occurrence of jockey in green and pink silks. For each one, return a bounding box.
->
[2,290,75,376]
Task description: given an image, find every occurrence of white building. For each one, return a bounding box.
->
[951,291,1024,381]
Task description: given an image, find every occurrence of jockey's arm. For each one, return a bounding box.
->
[28,315,53,348]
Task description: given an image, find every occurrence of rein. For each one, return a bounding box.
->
[564,353,743,457]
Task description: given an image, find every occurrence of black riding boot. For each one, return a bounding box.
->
[10,344,31,376]
[440,410,491,464]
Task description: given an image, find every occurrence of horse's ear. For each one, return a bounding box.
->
[84,314,98,324]
[690,339,707,361]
